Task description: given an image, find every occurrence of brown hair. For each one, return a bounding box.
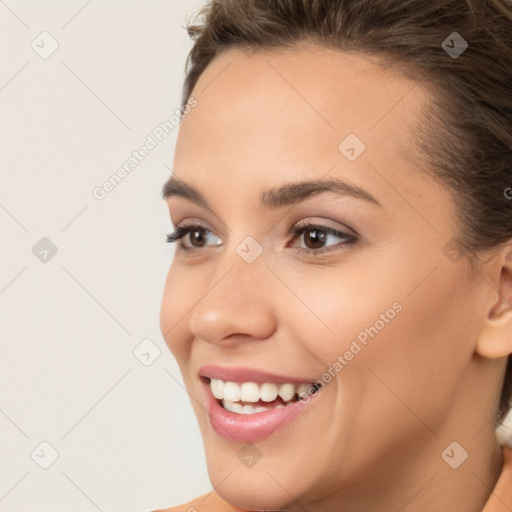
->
[179,0,512,424]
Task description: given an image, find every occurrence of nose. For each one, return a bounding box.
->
[188,253,277,346]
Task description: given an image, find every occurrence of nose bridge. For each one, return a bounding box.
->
[228,235,268,290]
[187,237,276,343]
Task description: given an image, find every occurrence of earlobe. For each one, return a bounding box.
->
[476,243,512,359]
[477,310,512,359]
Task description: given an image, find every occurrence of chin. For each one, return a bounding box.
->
[205,454,316,511]
[215,484,293,512]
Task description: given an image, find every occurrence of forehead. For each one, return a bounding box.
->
[172,44,444,219]
[185,45,428,131]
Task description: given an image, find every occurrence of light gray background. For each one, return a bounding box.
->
[0,1,211,510]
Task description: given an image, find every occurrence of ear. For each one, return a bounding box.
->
[476,241,512,359]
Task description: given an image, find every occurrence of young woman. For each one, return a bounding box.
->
[155,0,512,510]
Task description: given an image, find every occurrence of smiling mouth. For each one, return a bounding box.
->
[208,377,322,415]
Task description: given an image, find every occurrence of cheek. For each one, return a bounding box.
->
[339,266,477,436]
[387,269,477,389]
[160,263,197,359]
[280,264,405,366]
[288,255,476,409]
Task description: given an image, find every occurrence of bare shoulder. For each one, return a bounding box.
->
[150,491,245,512]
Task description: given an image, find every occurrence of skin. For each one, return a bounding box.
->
[160,44,512,511]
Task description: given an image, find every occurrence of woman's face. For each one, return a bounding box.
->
[160,46,494,510]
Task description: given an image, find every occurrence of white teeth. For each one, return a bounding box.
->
[223,381,241,402]
[297,383,311,399]
[222,400,272,415]
[241,405,256,414]
[230,402,243,414]
[210,379,224,400]
[220,400,232,413]
[240,382,260,402]
[260,383,278,402]
[222,400,250,413]
[210,378,318,409]
[278,383,295,402]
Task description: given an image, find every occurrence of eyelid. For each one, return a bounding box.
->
[166,218,358,257]
[287,221,357,256]
[288,218,359,239]
[166,223,222,248]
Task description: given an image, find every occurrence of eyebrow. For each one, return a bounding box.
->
[161,175,383,210]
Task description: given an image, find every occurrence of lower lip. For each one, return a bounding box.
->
[203,379,323,442]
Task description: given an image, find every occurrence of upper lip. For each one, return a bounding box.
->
[199,364,316,385]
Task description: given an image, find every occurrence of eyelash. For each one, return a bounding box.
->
[166,221,357,257]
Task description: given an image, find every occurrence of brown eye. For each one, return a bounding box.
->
[290,222,357,256]
[166,224,222,250]
[187,228,208,248]
[303,228,327,249]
